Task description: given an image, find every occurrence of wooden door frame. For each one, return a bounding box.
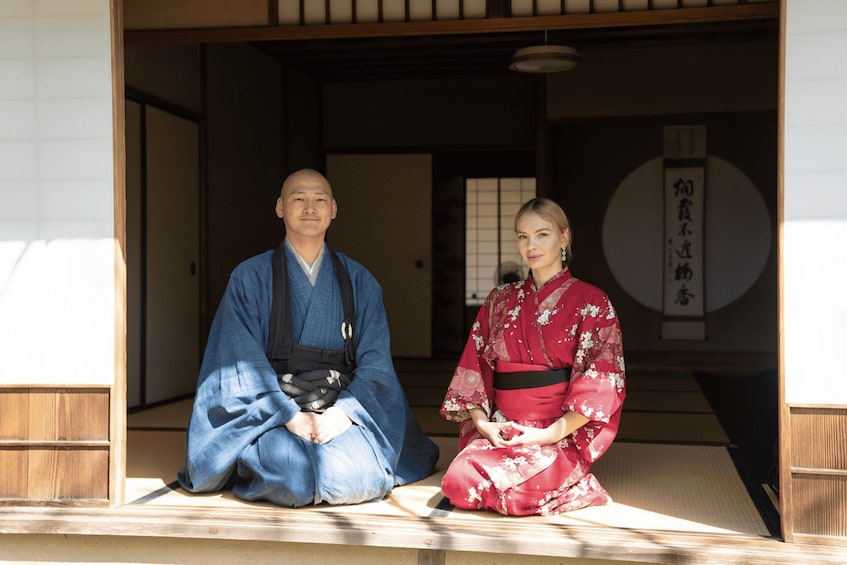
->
[112,0,800,538]
[111,0,128,507]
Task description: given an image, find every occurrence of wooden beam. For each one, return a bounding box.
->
[125,4,779,45]
[1,503,846,562]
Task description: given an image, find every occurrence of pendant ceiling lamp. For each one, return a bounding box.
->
[509,32,580,74]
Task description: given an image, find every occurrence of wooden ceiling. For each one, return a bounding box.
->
[124,4,780,82]
[251,17,777,81]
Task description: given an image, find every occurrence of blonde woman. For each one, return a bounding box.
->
[440,197,626,516]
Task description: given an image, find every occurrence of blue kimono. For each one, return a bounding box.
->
[177,243,439,507]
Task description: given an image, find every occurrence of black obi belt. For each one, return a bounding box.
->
[493,368,572,390]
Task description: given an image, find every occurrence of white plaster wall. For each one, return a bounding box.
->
[783,1,847,404]
[0,0,114,385]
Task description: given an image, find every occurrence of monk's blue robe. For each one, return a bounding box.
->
[177,244,439,507]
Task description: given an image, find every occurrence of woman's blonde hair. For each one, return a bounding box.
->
[515,197,573,263]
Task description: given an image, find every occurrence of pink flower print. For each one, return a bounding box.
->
[457,367,484,397]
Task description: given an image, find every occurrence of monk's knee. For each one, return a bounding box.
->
[233,456,317,506]
[234,431,317,507]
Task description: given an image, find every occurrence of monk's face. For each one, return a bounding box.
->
[275,174,337,241]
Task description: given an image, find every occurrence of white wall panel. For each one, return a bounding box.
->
[0,0,114,385]
[39,179,113,219]
[783,171,847,219]
[38,98,111,139]
[35,0,108,16]
[39,139,112,179]
[36,57,111,98]
[0,0,31,17]
[0,19,34,58]
[783,1,847,404]
[0,60,35,98]
[788,78,847,125]
[0,141,37,179]
[785,31,847,81]
[35,17,110,57]
[0,181,37,219]
[0,100,35,139]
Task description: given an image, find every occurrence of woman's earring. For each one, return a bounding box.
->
[561,248,567,263]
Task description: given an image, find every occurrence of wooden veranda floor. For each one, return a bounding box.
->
[3,356,847,564]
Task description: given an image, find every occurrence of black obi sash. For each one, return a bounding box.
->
[493,368,572,390]
[267,243,356,380]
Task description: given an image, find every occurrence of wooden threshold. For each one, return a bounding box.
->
[1,502,846,564]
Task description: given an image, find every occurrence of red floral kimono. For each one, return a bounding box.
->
[440,269,625,516]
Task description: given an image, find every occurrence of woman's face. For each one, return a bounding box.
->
[516,212,569,286]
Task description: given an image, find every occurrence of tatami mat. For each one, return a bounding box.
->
[126,364,750,536]
[126,433,769,537]
[128,398,192,429]
[617,411,729,443]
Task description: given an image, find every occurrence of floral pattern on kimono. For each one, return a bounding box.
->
[439,268,625,516]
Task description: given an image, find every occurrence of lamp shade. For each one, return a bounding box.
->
[509,45,580,73]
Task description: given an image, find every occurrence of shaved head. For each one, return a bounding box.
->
[280,168,332,199]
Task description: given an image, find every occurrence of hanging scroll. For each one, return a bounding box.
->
[662,125,706,340]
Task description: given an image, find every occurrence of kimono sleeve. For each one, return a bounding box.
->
[177,267,300,493]
[564,293,626,462]
[439,297,497,424]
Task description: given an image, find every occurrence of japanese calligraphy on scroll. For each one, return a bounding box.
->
[663,167,704,317]
[661,124,706,340]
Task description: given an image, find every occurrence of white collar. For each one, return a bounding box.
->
[285,239,325,286]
